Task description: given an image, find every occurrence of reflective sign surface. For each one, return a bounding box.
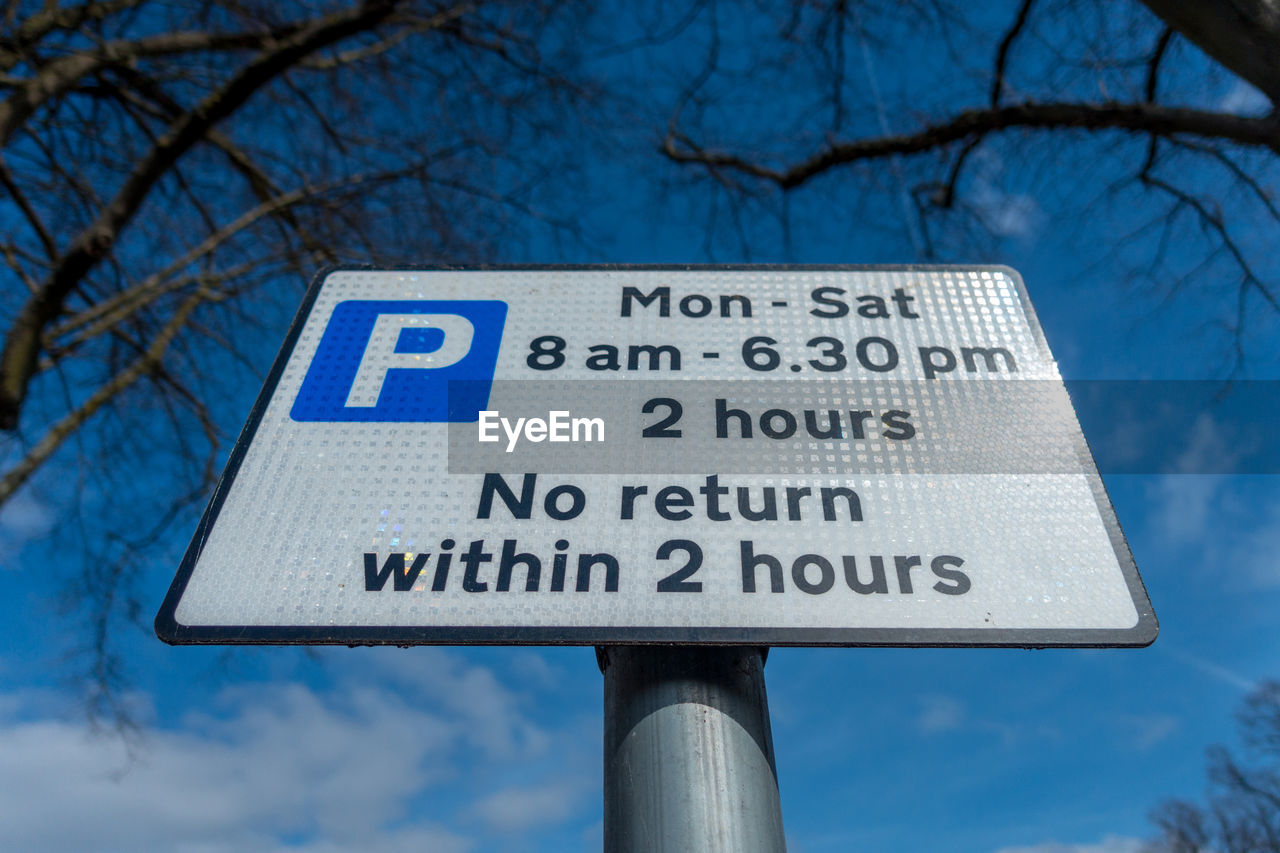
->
[156,266,1156,646]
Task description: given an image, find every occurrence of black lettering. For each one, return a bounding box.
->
[586,344,621,371]
[737,487,778,521]
[720,294,752,317]
[544,484,586,520]
[848,410,873,440]
[804,409,843,439]
[656,486,694,520]
[477,472,535,519]
[855,336,899,372]
[628,344,681,371]
[810,286,849,318]
[961,346,1017,374]
[716,398,752,438]
[792,554,835,594]
[364,552,428,592]
[641,397,683,438]
[622,285,669,317]
[700,475,731,521]
[856,294,890,318]
[620,485,647,520]
[551,539,569,592]
[760,408,797,439]
[496,539,541,592]
[785,487,812,520]
[919,345,956,379]
[655,539,703,592]
[891,287,919,318]
[741,541,784,592]
[461,540,492,592]
[895,555,922,594]
[931,555,971,595]
[576,553,620,592]
[680,294,712,317]
[820,486,862,521]
[881,410,915,440]
[527,336,566,370]
[431,539,455,591]
[843,556,889,594]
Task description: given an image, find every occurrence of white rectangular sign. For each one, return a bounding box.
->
[156,266,1156,646]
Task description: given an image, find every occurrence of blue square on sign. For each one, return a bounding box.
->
[395,326,447,355]
[291,300,507,422]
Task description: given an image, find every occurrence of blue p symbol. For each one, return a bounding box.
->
[291,300,507,422]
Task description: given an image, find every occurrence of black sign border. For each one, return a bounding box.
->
[155,264,1158,648]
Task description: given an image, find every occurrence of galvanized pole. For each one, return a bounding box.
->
[598,645,786,853]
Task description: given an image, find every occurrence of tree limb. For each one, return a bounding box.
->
[46,180,338,355]
[0,0,149,73]
[0,285,215,507]
[663,101,1280,190]
[301,7,474,70]
[0,22,314,147]
[43,152,463,363]
[990,0,1035,107]
[0,0,408,430]
[99,63,337,265]
[1146,26,1174,103]
[0,152,56,259]
[1138,0,1280,108]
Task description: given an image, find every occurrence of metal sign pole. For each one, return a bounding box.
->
[599,645,787,852]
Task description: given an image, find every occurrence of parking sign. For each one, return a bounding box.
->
[156,266,1156,647]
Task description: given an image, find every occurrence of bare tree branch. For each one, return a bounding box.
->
[0,0,411,430]
[94,63,337,264]
[664,101,1280,191]
[1139,168,1280,315]
[1170,137,1280,222]
[0,0,600,729]
[43,166,414,360]
[0,22,312,146]
[1147,681,1280,853]
[990,0,1035,107]
[0,0,149,73]
[0,285,215,505]
[301,6,475,70]
[1145,26,1174,103]
[1139,0,1280,107]
[0,152,56,258]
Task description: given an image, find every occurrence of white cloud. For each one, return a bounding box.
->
[1168,413,1247,476]
[916,695,965,734]
[580,819,603,849]
[965,149,1044,239]
[1143,412,1246,546]
[1116,713,1179,750]
[914,694,1060,747]
[0,489,55,561]
[1218,79,1271,117]
[335,647,551,760]
[1224,495,1280,588]
[0,684,465,852]
[971,185,1043,238]
[507,650,562,690]
[272,828,473,853]
[469,780,585,834]
[1163,647,1258,692]
[1148,475,1219,546]
[1146,468,1280,590]
[0,651,594,853]
[993,835,1145,853]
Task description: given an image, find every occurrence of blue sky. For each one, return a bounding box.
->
[2,3,1280,851]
